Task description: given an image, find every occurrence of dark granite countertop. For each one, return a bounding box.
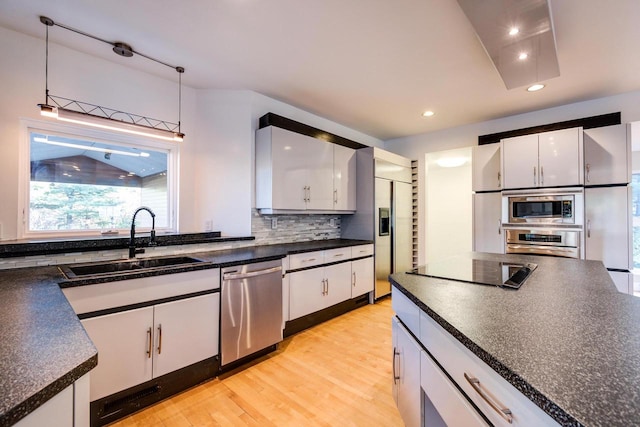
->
[390,252,640,427]
[0,238,371,425]
[0,232,254,258]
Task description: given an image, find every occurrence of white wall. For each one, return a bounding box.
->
[0,26,383,240]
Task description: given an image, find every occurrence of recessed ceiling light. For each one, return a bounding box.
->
[518,52,528,60]
[422,111,435,117]
[527,84,545,92]
[509,27,519,36]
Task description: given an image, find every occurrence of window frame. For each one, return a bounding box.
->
[19,118,179,239]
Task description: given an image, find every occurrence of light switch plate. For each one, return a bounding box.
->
[271,217,277,229]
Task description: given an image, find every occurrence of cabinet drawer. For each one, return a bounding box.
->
[420,351,487,426]
[289,250,324,270]
[392,287,420,337]
[324,247,352,263]
[420,312,558,426]
[351,244,374,258]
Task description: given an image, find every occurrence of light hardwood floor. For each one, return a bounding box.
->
[110,297,403,427]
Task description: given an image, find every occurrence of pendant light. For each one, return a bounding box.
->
[37,16,185,142]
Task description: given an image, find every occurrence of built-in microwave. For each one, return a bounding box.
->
[504,189,583,225]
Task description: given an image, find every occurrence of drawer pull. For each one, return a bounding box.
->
[303,258,317,263]
[464,373,513,424]
[333,253,344,257]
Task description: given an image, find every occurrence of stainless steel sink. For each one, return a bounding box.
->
[59,256,205,279]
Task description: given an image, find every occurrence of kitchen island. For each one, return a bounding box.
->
[390,252,640,427]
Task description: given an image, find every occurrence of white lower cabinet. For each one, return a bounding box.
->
[392,317,421,427]
[289,262,351,319]
[82,293,219,401]
[421,351,487,426]
[15,374,90,427]
[609,270,633,294]
[392,288,559,426]
[351,256,374,298]
[419,312,558,426]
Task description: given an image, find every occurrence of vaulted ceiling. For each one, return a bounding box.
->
[1,0,639,140]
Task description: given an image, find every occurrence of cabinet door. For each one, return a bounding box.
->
[392,317,421,427]
[333,144,357,211]
[14,385,73,427]
[538,128,582,187]
[585,186,631,270]
[81,307,154,401]
[306,137,335,210]
[351,257,374,298]
[153,293,220,378]
[502,134,539,189]
[289,268,326,320]
[270,127,313,210]
[584,124,630,186]
[473,192,503,253]
[324,262,353,307]
[472,144,501,192]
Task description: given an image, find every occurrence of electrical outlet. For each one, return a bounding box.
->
[330,218,336,227]
[204,220,213,232]
[271,217,278,229]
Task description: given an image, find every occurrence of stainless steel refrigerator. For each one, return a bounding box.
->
[341,148,413,299]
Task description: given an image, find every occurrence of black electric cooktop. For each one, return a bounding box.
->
[407,257,538,289]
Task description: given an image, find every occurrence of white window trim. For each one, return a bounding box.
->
[19,118,180,239]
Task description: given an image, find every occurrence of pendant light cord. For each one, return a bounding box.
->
[44,22,49,104]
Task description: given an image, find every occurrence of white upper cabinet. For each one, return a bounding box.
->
[333,144,357,211]
[502,134,539,189]
[583,124,631,186]
[472,143,501,192]
[256,126,356,213]
[502,127,583,189]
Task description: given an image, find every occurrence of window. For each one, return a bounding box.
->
[22,121,178,237]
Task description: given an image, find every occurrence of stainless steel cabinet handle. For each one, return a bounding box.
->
[464,373,513,424]
[352,271,356,287]
[307,186,311,202]
[303,186,307,202]
[326,278,329,294]
[223,266,282,280]
[586,164,590,182]
[333,253,344,257]
[533,166,537,186]
[497,171,501,188]
[498,220,501,235]
[392,348,400,384]
[157,324,162,355]
[321,278,326,296]
[146,327,152,358]
[587,219,591,238]
[334,189,338,204]
[540,166,544,186]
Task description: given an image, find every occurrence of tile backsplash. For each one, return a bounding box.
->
[251,209,341,244]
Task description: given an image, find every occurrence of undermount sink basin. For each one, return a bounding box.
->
[60,256,205,279]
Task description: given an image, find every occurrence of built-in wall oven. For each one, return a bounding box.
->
[505,228,581,259]
[502,188,584,259]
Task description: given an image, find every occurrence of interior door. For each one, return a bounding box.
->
[375,178,391,298]
[393,181,413,274]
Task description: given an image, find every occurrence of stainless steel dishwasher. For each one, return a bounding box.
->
[221,259,283,366]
